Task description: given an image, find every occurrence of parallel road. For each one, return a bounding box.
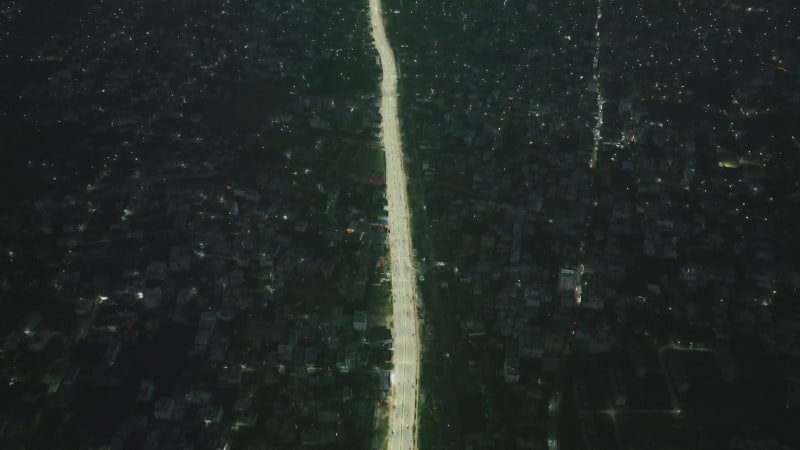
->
[367,1,420,449]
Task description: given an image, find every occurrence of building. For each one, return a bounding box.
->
[558,267,578,292]
[353,310,367,331]
[504,357,520,383]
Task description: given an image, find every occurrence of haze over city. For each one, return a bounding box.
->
[0,0,799,449]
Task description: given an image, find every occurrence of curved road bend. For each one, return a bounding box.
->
[368,1,420,450]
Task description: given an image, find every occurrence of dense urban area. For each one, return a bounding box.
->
[389,0,800,449]
[0,0,799,449]
[1,0,394,448]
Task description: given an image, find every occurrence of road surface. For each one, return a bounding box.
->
[368,1,421,450]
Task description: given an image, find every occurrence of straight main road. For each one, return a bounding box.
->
[367,1,420,449]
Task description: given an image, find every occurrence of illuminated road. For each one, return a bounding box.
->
[368,1,420,449]
[589,0,604,169]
